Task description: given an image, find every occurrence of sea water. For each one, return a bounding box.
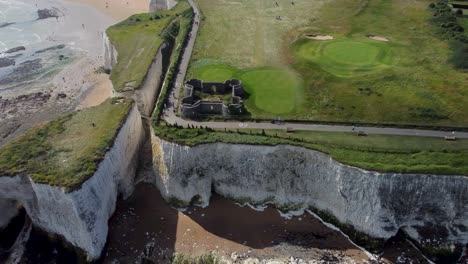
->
[0,0,111,95]
[0,0,73,94]
[0,0,42,52]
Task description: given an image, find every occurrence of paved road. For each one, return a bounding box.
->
[161,0,468,139]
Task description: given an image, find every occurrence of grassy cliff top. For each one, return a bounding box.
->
[155,124,468,176]
[0,98,133,190]
[107,0,191,92]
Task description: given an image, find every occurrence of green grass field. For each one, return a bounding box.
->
[191,63,237,81]
[107,1,191,92]
[187,0,468,127]
[294,38,395,77]
[239,68,303,114]
[190,64,303,115]
[0,99,133,189]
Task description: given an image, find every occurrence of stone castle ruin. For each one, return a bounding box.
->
[181,79,245,117]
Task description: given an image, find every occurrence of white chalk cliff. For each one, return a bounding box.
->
[151,135,468,253]
[103,33,118,71]
[0,104,144,261]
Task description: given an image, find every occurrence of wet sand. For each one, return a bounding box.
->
[65,0,150,21]
[76,73,112,109]
[105,183,373,263]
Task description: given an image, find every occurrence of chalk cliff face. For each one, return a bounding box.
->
[134,43,169,116]
[0,199,19,231]
[103,33,118,71]
[151,136,468,253]
[0,104,144,261]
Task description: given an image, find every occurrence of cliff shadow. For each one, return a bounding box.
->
[179,194,372,259]
[103,120,179,264]
[103,183,179,264]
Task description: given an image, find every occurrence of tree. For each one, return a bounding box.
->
[456,9,464,16]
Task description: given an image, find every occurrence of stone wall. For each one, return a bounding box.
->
[180,78,244,118]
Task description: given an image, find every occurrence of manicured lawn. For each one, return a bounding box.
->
[107,1,191,92]
[187,0,468,127]
[191,64,236,81]
[322,41,381,65]
[239,68,303,114]
[0,98,133,189]
[191,65,304,115]
[294,38,395,77]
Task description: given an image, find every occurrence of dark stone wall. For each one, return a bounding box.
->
[180,79,245,117]
[200,102,224,115]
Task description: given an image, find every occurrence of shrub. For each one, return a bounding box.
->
[429,3,435,8]
[456,9,464,16]
[449,42,468,69]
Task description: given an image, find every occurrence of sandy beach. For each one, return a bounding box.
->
[76,72,113,109]
[0,0,137,145]
[65,0,150,21]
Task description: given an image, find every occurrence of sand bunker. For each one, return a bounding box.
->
[368,35,389,42]
[305,34,334,40]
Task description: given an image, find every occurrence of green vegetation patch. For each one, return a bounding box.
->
[171,253,220,264]
[155,123,468,176]
[187,0,468,127]
[239,68,303,114]
[294,38,395,77]
[191,64,236,81]
[0,98,133,189]
[107,1,191,92]
[190,63,304,115]
[191,0,325,68]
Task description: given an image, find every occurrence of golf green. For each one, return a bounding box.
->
[239,68,303,114]
[294,38,394,77]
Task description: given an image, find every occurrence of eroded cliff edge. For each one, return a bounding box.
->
[151,135,468,259]
[0,104,144,261]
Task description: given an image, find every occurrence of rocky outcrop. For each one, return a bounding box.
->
[4,46,25,54]
[151,136,468,257]
[0,57,15,68]
[0,22,14,28]
[0,104,144,261]
[37,8,61,20]
[0,199,19,231]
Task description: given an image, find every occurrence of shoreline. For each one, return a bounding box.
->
[105,184,372,263]
[0,0,118,145]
